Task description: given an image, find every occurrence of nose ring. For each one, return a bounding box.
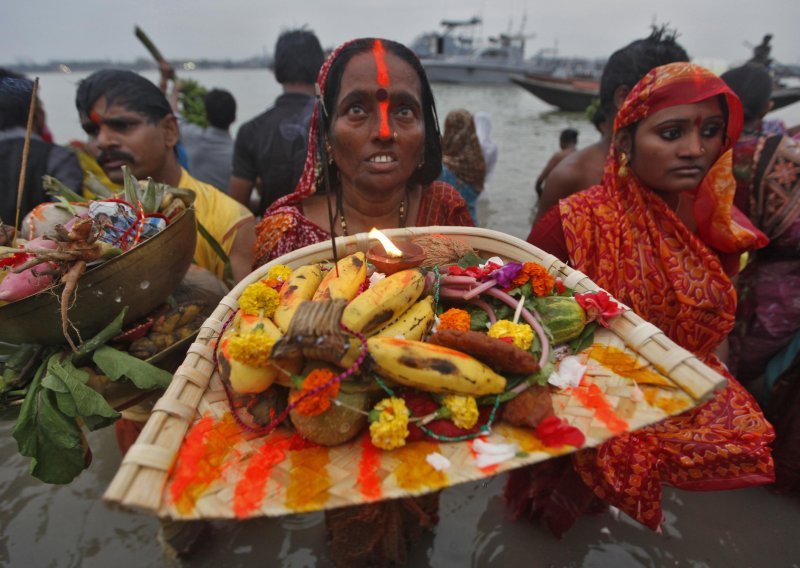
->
[700,146,707,154]
[393,132,398,141]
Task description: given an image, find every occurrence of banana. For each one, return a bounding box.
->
[367,337,506,396]
[221,315,302,393]
[341,269,425,336]
[373,295,435,340]
[336,295,435,369]
[273,264,323,333]
[311,252,367,302]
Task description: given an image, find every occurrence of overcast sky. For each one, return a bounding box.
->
[2,0,798,66]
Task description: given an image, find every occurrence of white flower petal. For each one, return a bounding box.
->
[548,355,586,389]
[426,452,451,471]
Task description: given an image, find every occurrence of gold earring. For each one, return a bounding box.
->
[618,152,629,178]
[325,139,334,165]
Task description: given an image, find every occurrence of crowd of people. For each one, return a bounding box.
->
[2,23,799,565]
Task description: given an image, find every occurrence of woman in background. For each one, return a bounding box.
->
[521,62,774,534]
[438,109,486,225]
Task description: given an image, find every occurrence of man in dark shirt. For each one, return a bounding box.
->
[0,71,82,227]
[229,29,324,216]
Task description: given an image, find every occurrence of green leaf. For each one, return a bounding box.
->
[469,308,490,331]
[196,221,234,287]
[47,357,119,429]
[41,374,69,393]
[13,362,87,484]
[457,250,483,269]
[122,166,141,206]
[92,345,172,390]
[569,322,598,354]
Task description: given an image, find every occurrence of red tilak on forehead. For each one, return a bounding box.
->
[89,110,102,125]
[372,40,391,138]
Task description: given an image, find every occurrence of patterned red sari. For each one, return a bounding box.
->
[510,63,774,532]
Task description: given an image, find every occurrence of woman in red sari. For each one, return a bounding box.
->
[520,62,775,533]
[252,37,473,566]
[252,39,472,267]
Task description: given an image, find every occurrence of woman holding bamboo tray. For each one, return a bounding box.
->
[252,38,473,566]
[521,62,775,534]
[252,39,473,267]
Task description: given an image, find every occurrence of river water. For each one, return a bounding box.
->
[2,69,800,567]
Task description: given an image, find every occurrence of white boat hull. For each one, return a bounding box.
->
[422,60,526,84]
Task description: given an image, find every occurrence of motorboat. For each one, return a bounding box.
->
[415,16,604,85]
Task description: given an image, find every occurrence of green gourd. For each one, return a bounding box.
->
[534,296,587,344]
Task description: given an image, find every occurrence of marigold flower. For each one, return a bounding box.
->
[442,395,479,429]
[227,330,276,367]
[438,308,472,332]
[289,368,340,416]
[488,320,534,350]
[511,262,555,296]
[267,264,293,282]
[369,397,410,450]
[239,282,280,317]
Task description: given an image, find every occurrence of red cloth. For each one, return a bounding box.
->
[511,62,775,532]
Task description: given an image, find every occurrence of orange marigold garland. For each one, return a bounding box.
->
[438,308,472,331]
[289,368,340,416]
[511,262,555,297]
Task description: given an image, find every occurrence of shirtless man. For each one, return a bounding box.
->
[535,128,578,197]
[533,27,689,224]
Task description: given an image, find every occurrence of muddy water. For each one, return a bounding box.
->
[3,71,800,567]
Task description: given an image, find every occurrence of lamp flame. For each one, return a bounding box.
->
[368,228,404,258]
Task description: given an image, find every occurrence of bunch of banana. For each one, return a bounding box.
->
[336,271,434,368]
[312,252,367,302]
[341,269,426,335]
[367,337,506,396]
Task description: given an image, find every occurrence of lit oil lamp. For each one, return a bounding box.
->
[366,228,426,275]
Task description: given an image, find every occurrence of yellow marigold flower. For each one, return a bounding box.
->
[438,308,472,332]
[239,282,280,317]
[369,397,410,450]
[442,395,479,429]
[267,264,293,282]
[488,320,534,351]
[227,330,276,367]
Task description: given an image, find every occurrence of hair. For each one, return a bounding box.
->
[320,38,443,187]
[75,69,172,123]
[721,63,772,122]
[0,69,33,130]
[560,128,579,146]
[595,26,690,125]
[274,29,325,85]
[204,88,236,129]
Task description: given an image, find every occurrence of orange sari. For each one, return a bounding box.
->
[510,63,774,532]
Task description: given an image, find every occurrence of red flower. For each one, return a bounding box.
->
[574,290,623,327]
[554,277,566,294]
[535,416,585,448]
[448,262,501,280]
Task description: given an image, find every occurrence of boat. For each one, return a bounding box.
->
[415,17,604,85]
[511,73,800,114]
[771,85,800,111]
[509,73,598,112]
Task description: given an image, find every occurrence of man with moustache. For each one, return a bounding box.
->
[75,69,254,284]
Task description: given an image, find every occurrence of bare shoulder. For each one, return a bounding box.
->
[535,142,607,220]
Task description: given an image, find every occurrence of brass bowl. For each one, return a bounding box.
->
[0,209,197,345]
